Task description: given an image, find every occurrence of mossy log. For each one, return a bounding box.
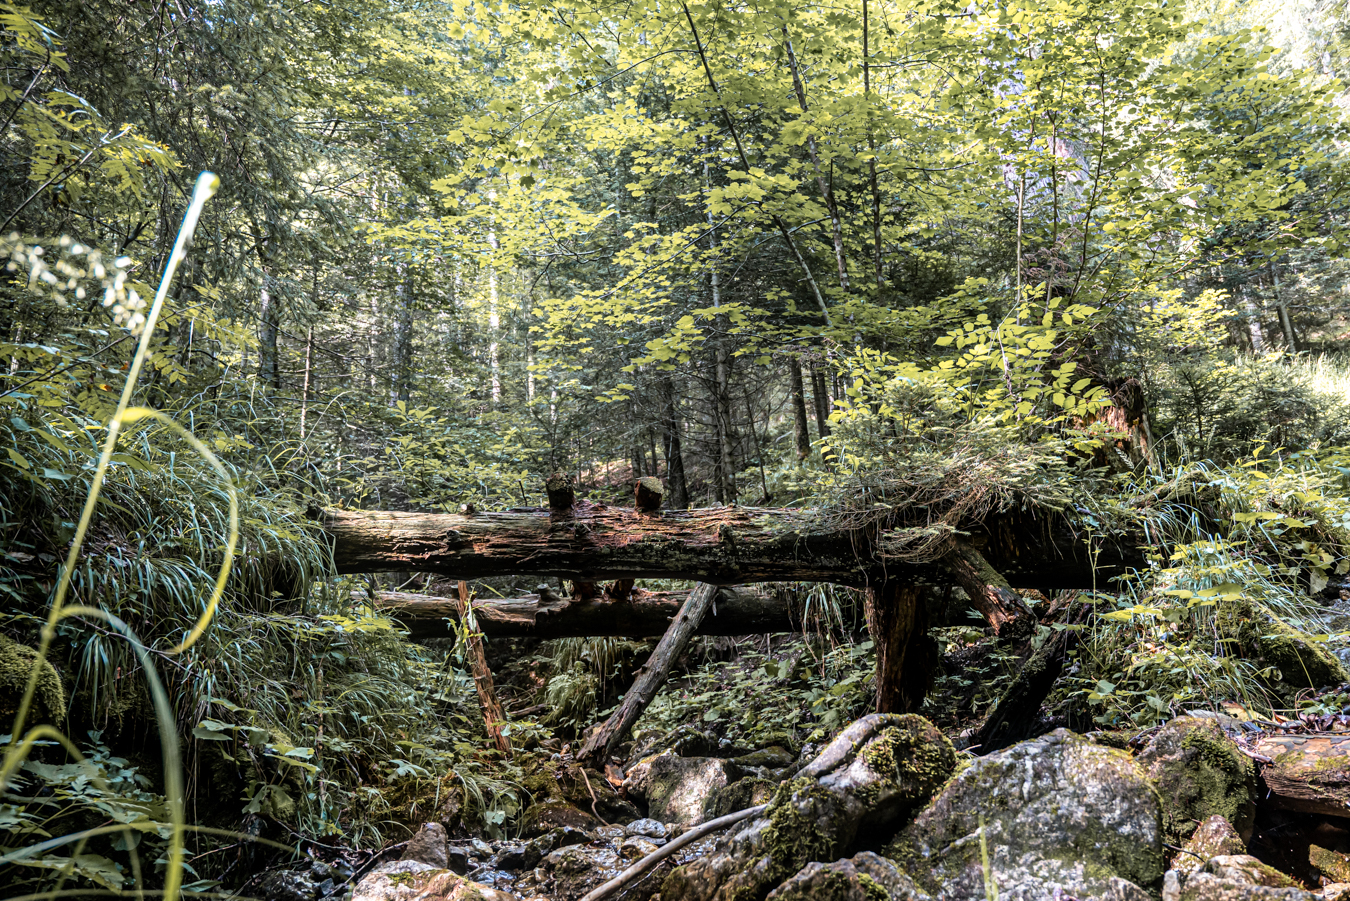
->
[321,505,1146,588]
[1254,733,1350,819]
[363,585,836,638]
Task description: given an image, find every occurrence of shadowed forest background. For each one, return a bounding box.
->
[4,0,1350,896]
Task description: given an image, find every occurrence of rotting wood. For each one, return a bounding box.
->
[320,505,1147,589]
[364,585,847,638]
[455,581,511,756]
[972,591,1091,753]
[1254,733,1350,819]
[578,583,720,766]
[942,537,1035,638]
[634,476,664,513]
[865,583,933,714]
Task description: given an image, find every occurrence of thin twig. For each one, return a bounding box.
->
[576,804,768,901]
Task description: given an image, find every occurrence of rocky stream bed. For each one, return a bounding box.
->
[251,703,1350,901]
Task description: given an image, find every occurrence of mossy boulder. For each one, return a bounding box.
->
[764,852,931,901]
[888,728,1162,901]
[1137,717,1257,844]
[0,633,65,726]
[1218,599,1349,689]
[706,776,778,820]
[661,714,956,901]
[518,800,598,836]
[1175,815,1246,875]
[519,754,637,824]
[350,860,516,901]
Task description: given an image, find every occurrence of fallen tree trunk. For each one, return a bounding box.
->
[362,585,848,638]
[322,505,1146,589]
[1254,733,1350,819]
[578,582,720,766]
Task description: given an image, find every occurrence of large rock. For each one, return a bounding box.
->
[623,751,747,826]
[889,728,1162,901]
[661,714,957,901]
[0,633,64,725]
[1175,816,1247,875]
[351,861,516,901]
[1138,717,1257,843]
[1162,855,1317,901]
[403,822,451,868]
[764,852,930,901]
[1217,599,1349,689]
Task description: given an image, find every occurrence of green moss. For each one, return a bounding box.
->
[857,872,890,901]
[1310,844,1350,883]
[762,778,849,883]
[1219,599,1349,688]
[706,776,777,820]
[0,633,64,726]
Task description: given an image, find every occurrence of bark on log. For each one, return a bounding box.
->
[578,583,720,766]
[865,582,934,714]
[364,586,845,638]
[456,581,511,756]
[942,538,1035,638]
[321,505,1146,588]
[1254,733,1350,819]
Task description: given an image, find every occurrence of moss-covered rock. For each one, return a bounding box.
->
[1218,599,1349,689]
[706,776,778,820]
[1311,845,1350,884]
[0,633,64,726]
[1137,717,1256,844]
[350,860,516,901]
[1162,854,1315,901]
[1175,815,1246,875]
[888,728,1162,901]
[763,852,931,901]
[661,714,955,901]
[518,800,598,837]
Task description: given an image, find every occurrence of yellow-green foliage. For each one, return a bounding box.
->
[0,632,64,725]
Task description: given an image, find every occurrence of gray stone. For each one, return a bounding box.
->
[624,751,748,826]
[491,841,541,871]
[625,818,669,839]
[1176,816,1247,875]
[765,852,932,901]
[258,869,318,901]
[1162,870,1317,901]
[402,822,451,869]
[891,728,1163,901]
[350,860,517,901]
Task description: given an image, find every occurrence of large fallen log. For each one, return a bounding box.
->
[1254,733,1350,819]
[322,505,1147,589]
[363,585,845,638]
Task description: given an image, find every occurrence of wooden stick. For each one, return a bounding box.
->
[455,580,511,756]
[578,583,719,766]
[576,804,768,901]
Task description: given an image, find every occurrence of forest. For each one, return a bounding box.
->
[3,0,1350,897]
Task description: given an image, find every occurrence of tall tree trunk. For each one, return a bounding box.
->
[258,278,281,390]
[1242,284,1266,353]
[789,357,811,460]
[658,377,690,509]
[863,0,883,289]
[811,362,832,440]
[1270,264,1297,352]
[713,340,737,504]
[392,270,415,403]
[487,190,502,405]
[864,582,933,713]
